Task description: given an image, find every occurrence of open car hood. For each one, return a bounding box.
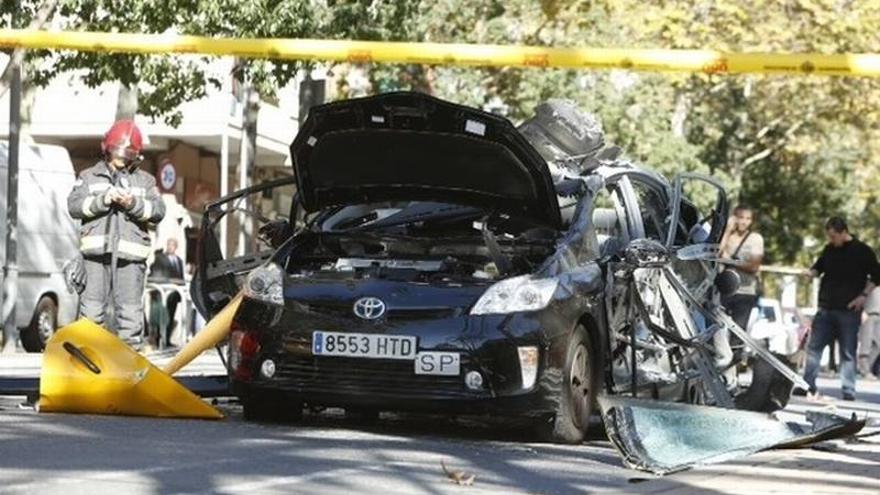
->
[291,92,562,228]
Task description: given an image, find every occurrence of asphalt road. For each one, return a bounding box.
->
[0,375,877,495]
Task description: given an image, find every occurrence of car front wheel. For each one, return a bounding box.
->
[537,325,597,444]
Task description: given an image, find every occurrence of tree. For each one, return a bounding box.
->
[3,0,880,266]
[363,0,880,265]
[625,0,880,264]
[1,0,418,124]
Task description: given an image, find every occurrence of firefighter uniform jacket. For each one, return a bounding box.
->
[67,161,166,261]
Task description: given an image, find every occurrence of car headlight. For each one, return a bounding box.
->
[243,262,284,306]
[470,275,559,315]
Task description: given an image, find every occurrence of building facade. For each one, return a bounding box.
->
[0,57,327,271]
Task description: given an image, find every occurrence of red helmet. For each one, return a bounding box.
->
[102,119,143,163]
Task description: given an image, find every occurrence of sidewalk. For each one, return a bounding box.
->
[609,374,880,495]
[0,345,225,377]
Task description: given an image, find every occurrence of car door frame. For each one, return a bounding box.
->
[192,176,298,318]
[598,167,672,245]
[664,172,729,250]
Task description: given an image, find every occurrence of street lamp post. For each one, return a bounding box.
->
[2,3,22,353]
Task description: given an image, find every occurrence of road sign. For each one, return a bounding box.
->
[158,160,176,192]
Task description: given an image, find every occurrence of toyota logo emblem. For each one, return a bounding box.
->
[353,297,386,320]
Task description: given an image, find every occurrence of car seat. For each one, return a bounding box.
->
[593,207,625,257]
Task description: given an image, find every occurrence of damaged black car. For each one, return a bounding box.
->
[193,92,804,444]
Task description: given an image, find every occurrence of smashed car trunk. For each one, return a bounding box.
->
[517,104,817,464]
[599,395,865,475]
[581,168,829,473]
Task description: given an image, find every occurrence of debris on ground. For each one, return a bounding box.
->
[598,395,866,475]
[442,460,476,486]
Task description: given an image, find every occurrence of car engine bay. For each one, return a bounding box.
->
[283,204,562,283]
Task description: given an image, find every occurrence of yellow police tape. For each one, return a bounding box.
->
[1,29,880,77]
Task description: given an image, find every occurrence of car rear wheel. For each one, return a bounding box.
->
[21,296,57,353]
[537,325,597,444]
[241,390,303,423]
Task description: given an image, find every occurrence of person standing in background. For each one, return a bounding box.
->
[148,237,185,347]
[720,204,764,330]
[803,217,880,401]
[718,204,794,410]
[858,283,880,379]
[149,238,184,280]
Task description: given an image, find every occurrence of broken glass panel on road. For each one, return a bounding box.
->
[599,395,866,475]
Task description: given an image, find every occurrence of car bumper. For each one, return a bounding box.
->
[231,377,561,418]
[229,297,575,417]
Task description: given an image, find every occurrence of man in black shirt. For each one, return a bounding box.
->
[804,217,880,401]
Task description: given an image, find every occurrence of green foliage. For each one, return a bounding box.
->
[3,0,880,266]
[389,0,880,266]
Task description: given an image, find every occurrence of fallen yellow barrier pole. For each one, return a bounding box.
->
[39,294,242,418]
[163,293,243,376]
[0,29,879,77]
[39,319,223,419]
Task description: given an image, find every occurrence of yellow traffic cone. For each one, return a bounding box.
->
[39,319,223,419]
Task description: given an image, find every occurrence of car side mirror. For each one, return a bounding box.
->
[714,269,741,297]
[624,238,670,268]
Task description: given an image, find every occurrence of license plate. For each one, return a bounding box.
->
[312,331,417,360]
[414,352,460,376]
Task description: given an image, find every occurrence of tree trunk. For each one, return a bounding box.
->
[115,84,140,121]
[0,0,60,99]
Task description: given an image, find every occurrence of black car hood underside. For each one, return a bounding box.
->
[291,92,562,229]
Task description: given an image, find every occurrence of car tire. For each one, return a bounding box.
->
[537,325,597,444]
[242,390,303,423]
[735,354,795,413]
[21,296,57,353]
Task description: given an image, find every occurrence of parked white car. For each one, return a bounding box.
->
[747,298,802,357]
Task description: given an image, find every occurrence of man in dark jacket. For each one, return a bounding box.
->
[149,238,184,280]
[67,120,166,346]
[148,237,185,347]
[803,216,880,401]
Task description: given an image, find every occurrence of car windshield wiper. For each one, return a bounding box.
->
[333,211,379,230]
[347,203,483,232]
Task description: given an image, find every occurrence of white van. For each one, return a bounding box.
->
[0,141,80,351]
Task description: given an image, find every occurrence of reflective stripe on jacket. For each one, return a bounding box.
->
[67,161,166,261]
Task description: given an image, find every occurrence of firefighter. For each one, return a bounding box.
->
[67,120,166,348]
